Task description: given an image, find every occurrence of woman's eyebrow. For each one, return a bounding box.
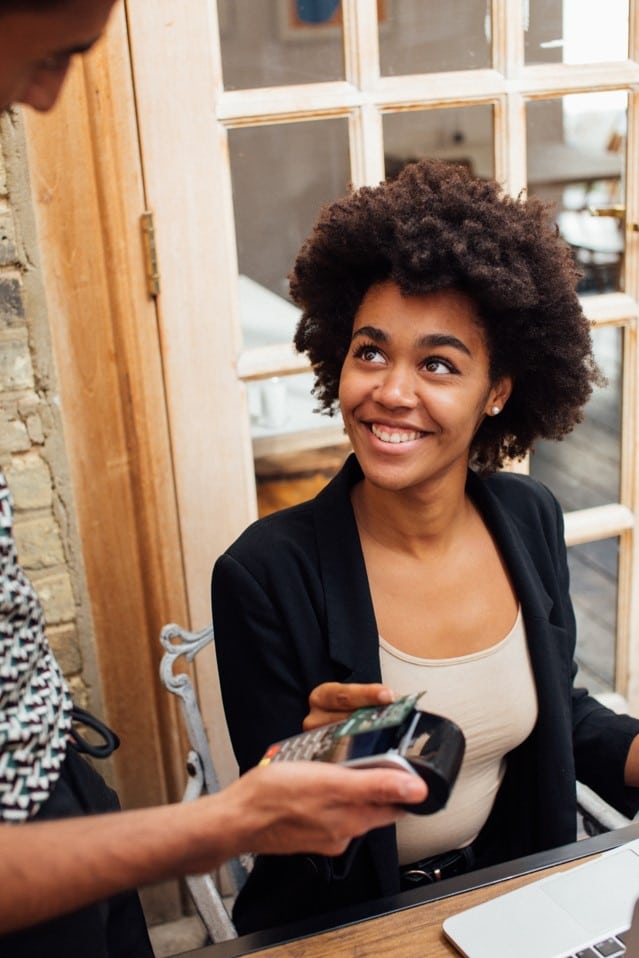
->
[351,325,386,342]
[352,326,472,357]
[417,333,472,357]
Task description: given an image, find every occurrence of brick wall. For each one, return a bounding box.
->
[0,115,100,711]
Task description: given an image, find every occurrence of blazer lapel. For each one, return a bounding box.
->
[468,471,554,624]
[312,455,382,681]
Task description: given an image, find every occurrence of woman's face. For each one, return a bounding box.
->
[338,281,511,495]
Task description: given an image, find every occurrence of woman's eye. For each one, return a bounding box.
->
[424,357,456,374]
[355,344,384,363]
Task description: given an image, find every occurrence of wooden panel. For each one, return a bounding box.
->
[125,0,258,789]
[618,66,639,706]
[23,5,190,917]
[564,504,634,546]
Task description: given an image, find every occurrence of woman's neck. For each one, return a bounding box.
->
[350,468,474,556]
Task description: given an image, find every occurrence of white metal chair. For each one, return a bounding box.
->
[159,622,251,943]
[577,781,632,836]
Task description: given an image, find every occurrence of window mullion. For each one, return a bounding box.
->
[342,0,380,90]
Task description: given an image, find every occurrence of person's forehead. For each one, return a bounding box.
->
[0,0,116,59]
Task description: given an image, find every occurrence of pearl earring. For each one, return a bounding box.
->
[490,405,501,416]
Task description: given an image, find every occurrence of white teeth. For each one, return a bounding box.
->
[371,424,421,444]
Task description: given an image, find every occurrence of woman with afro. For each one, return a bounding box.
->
[212,160,639,934]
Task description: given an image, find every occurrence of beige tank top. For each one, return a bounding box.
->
[379,607,537,865]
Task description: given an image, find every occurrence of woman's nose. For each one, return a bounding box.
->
[373,366,418,408]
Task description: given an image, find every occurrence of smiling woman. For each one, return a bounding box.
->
[212,158,639,935]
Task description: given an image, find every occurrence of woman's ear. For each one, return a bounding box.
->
[486,376,513,417]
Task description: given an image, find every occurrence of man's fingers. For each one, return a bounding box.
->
[339,767,427,807]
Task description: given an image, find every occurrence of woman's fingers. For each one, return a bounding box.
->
[303,682,397,731]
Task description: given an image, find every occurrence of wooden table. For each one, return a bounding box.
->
[176,823,639,958]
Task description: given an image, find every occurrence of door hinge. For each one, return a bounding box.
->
[141,211,160,298]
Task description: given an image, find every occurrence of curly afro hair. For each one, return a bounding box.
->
[291,159,603,474]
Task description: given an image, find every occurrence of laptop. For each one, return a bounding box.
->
[443,837,639,958]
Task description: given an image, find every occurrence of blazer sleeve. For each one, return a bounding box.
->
[543,484,639,818]
[499,473,639,820]
[572,683,639,818]
[212,553,322,772]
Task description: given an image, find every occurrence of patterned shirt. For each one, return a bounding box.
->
[0,469,72,821]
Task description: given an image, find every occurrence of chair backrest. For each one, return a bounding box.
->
[159,622,251,942]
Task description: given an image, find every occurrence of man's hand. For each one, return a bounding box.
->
[303,681,397,731]
[0,755,426,934]
[212,761,427,863]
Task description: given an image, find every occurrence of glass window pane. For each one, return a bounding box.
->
[219,0,345,90]
[230,119,349,303]
[529,326,622,510]
[570,539,618,694]
[383,105,494,181]
[531,325,623,697]
[230,120,350,482]
[248,371,345,456]
[527,93,626,295]
[526,0,629,66]
[380,1,490,75]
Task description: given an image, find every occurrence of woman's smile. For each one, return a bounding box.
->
[369,422,428,445]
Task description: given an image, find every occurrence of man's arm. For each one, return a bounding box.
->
[0,760,425,934]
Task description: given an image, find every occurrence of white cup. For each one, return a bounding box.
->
[260,377,288,429]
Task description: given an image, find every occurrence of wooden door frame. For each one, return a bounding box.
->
[23,4,191,913]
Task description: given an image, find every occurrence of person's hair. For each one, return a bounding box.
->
[0,0,69,11]
[291,159,603,474]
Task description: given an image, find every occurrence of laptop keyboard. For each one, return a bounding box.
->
[573,928,629,957]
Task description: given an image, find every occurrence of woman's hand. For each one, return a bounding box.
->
[303,682,397,731]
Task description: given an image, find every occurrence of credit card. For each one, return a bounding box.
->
[336,691,426,738]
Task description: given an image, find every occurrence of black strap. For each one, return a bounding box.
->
[69,706,120,759]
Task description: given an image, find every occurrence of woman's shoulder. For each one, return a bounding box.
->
[224,498,317,562]
[476,468,562,525]
[221,455,357,565]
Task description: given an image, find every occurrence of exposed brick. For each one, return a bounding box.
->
[67,675,90,707]
[0,275,24,328]
[5,451,52,510]
[0,409,29,454]
[33,570,75,625]
[46,623,83,676]
[0,332,34,390]
[0,209,17,266]
[17,391,40,417]
[13,515,65,569]
[25,413,44,444]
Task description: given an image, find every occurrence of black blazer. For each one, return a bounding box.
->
[212,455,639,933]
